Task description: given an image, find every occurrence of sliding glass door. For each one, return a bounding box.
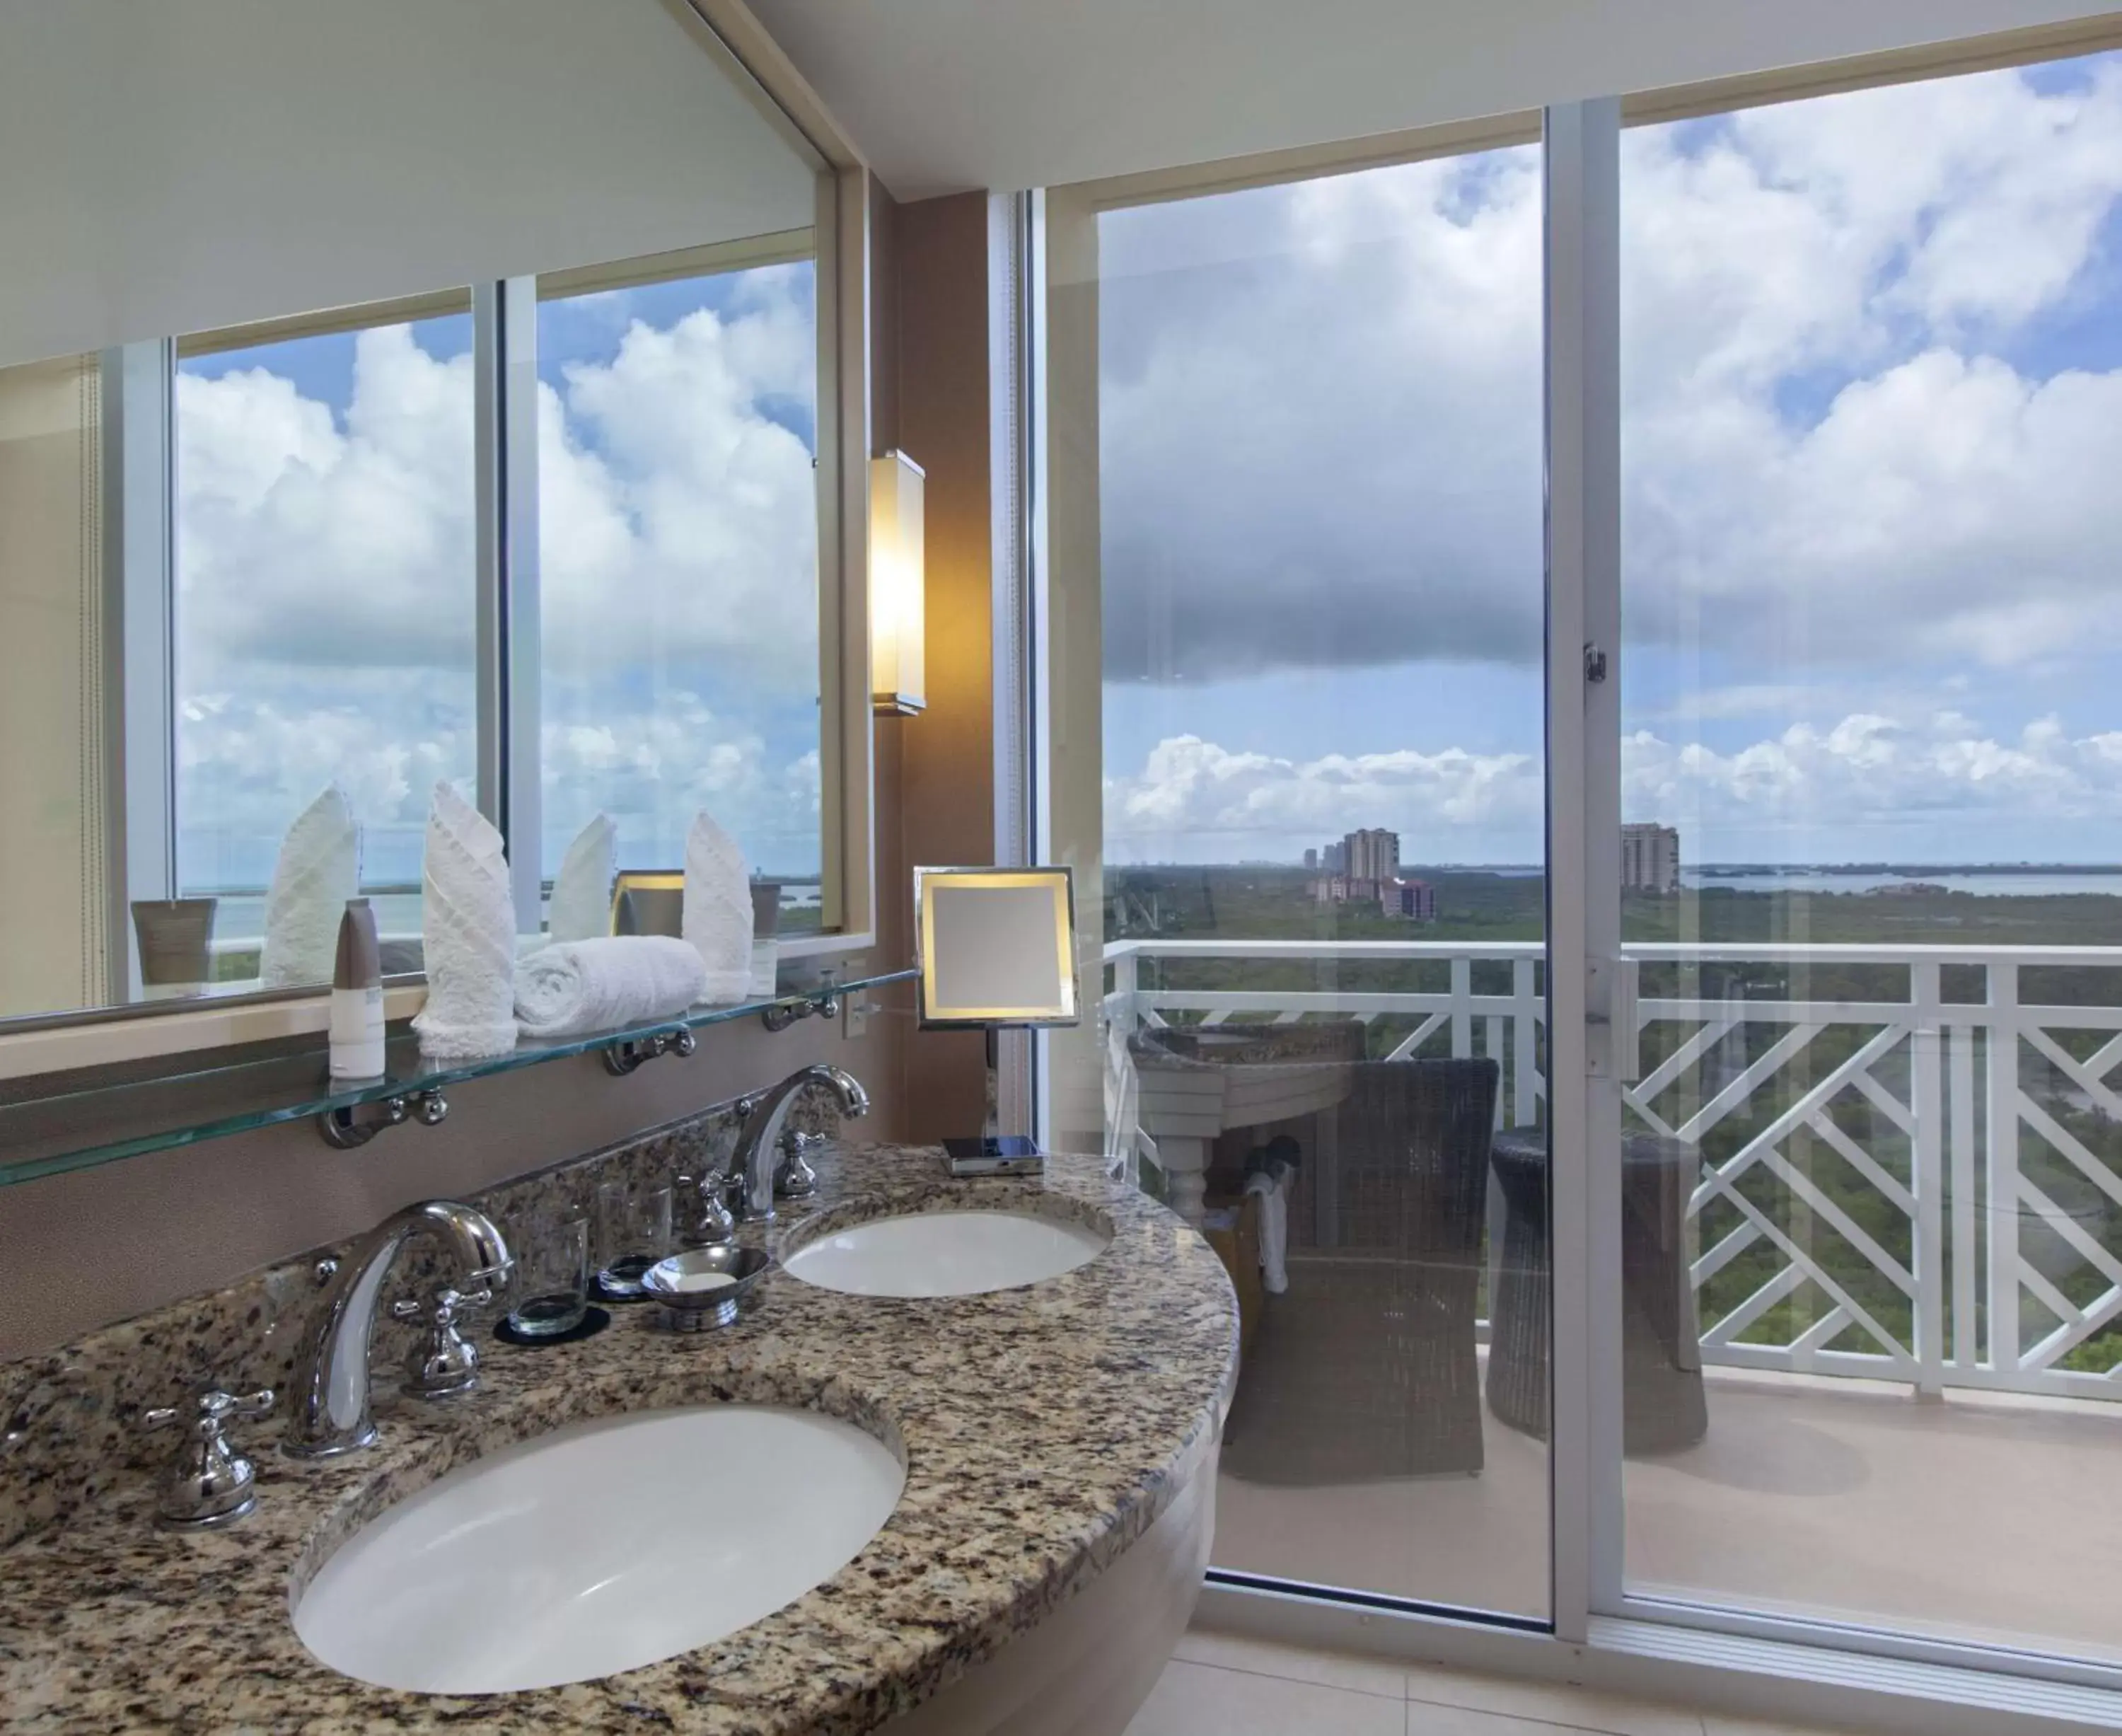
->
[1609,46,2122,1666]
[1046,135,1553,1619]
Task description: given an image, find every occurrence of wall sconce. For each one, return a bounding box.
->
[870,450,926,716]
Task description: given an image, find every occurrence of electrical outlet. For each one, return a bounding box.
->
[842,995,871,1041]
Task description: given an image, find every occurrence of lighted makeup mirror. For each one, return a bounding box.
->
[915,865,1079,1175]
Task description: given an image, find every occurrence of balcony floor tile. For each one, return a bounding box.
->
[1212,1366,2122,1665]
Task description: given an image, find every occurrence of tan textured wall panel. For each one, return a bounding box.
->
[0,356,102,1018]
[893,192,997,1145]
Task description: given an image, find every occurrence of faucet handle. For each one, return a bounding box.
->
[774,1130,824,1200]
[391,1283,494,1323]
[393,1283,487,1401]
[142,1387,275,1432]
[677,1169,738,1247]
[139,1388,274,1531]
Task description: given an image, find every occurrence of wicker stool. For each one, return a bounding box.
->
[1485,1130,1709,1456]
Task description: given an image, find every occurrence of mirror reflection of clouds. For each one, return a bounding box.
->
[173,264,824,892]
[1100,52,2122,867]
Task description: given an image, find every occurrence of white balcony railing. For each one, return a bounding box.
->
[1103,938,2122,1404]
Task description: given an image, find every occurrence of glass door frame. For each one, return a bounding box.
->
[1543,94,1626,1650]
[1553,94,2122,1698]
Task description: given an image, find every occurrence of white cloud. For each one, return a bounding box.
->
[175,681,472,885]
[540,693,821,877]
[1615,62,2122,671]
[1100,54,2122,685]
[1104,733,1541,863]
[540,296,819,695]
[1107,707,2122,864]
[1098,144,1546,682]
[176,326,478,679]
[1623,710,2122,839]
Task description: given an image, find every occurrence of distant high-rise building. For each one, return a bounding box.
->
[1343,828,1400,886]
[1384,879,1436,921]
[1303,847,1318,871]
[1322,840,1347,876]
[1622,823,1681,894]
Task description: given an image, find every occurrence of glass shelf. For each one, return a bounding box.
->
[0,968,917,1189]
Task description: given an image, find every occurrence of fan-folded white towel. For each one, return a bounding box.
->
[514,936,706,1038]
[412,783,518,1058]
[546,813,616,944]
[259,784,360,988]
[1244,1167,1291,1295]
[683,811,753,1003]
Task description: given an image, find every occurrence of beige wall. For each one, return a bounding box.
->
[0,355,108,1019]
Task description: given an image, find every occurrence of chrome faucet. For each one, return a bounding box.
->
[727,1065,869,1223]
[284,1200,512,1459]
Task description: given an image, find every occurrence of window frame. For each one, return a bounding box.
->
[0,173,878,1066]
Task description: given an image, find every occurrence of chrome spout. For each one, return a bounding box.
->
[284,1200,511,1459]
[729,1065,869,1222]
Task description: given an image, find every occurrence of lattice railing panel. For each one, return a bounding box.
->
[1106,939,2122,1399]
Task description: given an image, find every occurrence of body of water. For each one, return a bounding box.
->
[199,882,824,943]
[1683,869,2122,898]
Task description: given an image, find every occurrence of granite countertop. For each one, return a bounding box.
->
[0,1143,1237,1734]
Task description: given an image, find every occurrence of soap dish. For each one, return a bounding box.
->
[642,1246,771,1333]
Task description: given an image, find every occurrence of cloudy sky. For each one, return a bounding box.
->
[1100,50,2122,868]
[173,263,822,893]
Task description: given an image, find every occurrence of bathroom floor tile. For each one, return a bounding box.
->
[1405,1706,1637,1735]
[1124,1659,1407,1736]
[1171,1628,1408,1700]
[1400,1662,1703,1736]
[1152,1629,1874,1736]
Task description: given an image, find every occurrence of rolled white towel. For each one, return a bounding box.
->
[1244,1167,1290,1296]
[682,811,753,1004]
[515,937,707,1038]
[412,782,518,1059]
[259,785,359,988]
[546,814,616,944]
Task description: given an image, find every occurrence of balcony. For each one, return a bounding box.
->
[1101,937,2122,1658]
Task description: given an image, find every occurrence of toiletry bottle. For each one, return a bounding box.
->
[330,898,386,1079]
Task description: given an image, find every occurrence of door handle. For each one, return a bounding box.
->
[1587,954,1640,1082]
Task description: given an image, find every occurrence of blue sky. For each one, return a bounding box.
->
[182,313,472,405]
[1098,52,2122,869]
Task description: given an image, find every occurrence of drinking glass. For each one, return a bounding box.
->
[506,1215,590,1338]
[596,1179,673,1298]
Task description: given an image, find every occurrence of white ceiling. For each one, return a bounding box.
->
[750,0,2121,199]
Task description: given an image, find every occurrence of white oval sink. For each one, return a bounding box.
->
[293,1405,903,1694]
[784,1208,1109,1297]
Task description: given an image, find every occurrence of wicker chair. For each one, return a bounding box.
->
[1485,1129,1709,1455]
[1219,1056,1500,1485]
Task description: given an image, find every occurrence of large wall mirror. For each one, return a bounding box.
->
[0,0,869,1037]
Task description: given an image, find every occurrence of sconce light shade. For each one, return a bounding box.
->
[870,451,926,716]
